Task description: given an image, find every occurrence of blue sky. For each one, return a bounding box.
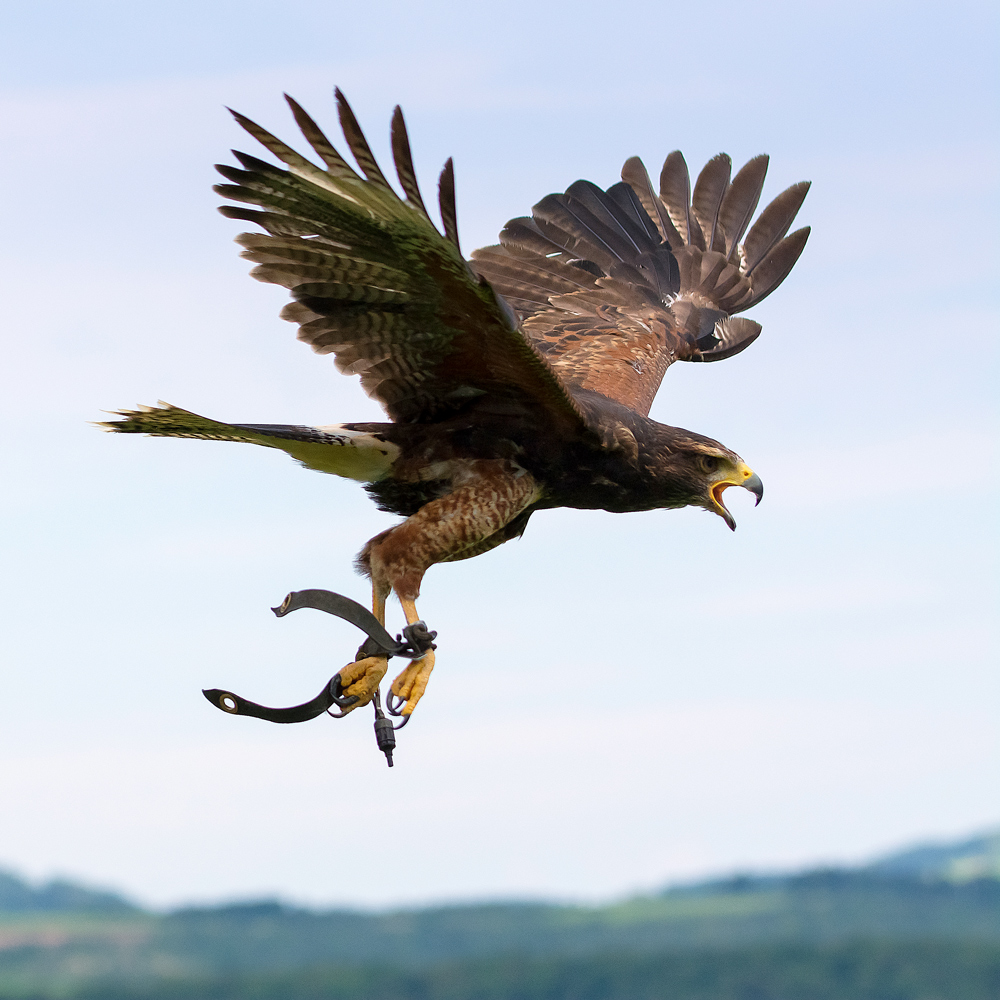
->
[0,0,996,907]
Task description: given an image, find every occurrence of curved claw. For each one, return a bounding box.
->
[392,713,410,731]
[385,690,406,716]
[328,674,360,710]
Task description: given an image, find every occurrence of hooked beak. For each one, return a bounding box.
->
[744,471,764,505]
[710,463,763,531]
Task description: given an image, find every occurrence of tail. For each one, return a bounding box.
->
[100,403,399,482]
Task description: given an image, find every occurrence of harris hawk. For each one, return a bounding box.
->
[105,90,809,719]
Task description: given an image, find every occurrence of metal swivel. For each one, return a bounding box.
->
[372,689,396,767]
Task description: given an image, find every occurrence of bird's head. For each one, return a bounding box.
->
[656,432,763,530]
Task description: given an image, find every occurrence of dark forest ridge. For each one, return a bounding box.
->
[0,829,998,999]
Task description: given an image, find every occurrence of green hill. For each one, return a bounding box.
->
[1,831,998,998]
[868,831,1000,883]
[0,870,136,914]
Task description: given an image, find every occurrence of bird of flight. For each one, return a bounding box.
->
[106,89,809,721]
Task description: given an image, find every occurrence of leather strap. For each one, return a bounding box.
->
[202,678,339,723]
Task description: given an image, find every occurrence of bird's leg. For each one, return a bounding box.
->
[333,581,390,713]
[357,461,541,717]
[388,597,436,716]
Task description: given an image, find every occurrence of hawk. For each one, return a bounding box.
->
[106,90,809,718]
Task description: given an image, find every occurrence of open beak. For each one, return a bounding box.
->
[710,463,763,531]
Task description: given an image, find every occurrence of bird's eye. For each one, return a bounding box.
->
[699,455,720,474]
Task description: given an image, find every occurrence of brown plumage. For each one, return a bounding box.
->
[104,90,810,716]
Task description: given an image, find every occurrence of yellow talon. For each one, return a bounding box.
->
[335,655,388,713]
[386,595,437,715]
[390,650,435,715]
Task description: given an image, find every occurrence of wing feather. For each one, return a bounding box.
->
[532,194,636,268]
[564,180,657,258]
[691,153,732,253]
[740,227,811,308]
[284,94,362,184]
[475,149,810,408]
[214,93,587,430]
[742,181,811,274]
[390,106,431,219]
[226,111,339,197]
[499,217,577,261]
[620,156,683,249]
[605,181,662,244]
[334,88,395,194]
[660,152,703,249]
[438,158,461,252]
[717,154,768,259]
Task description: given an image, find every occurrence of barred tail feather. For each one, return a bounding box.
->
[99,403,399,482]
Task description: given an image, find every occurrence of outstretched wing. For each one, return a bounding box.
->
[215,90,586,431]
[471,153,809,416]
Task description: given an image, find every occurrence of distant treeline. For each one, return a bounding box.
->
[99,872,1000,965]
[0,870,134,914]
[61,940,1000,1000]
[1,864,999,998]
